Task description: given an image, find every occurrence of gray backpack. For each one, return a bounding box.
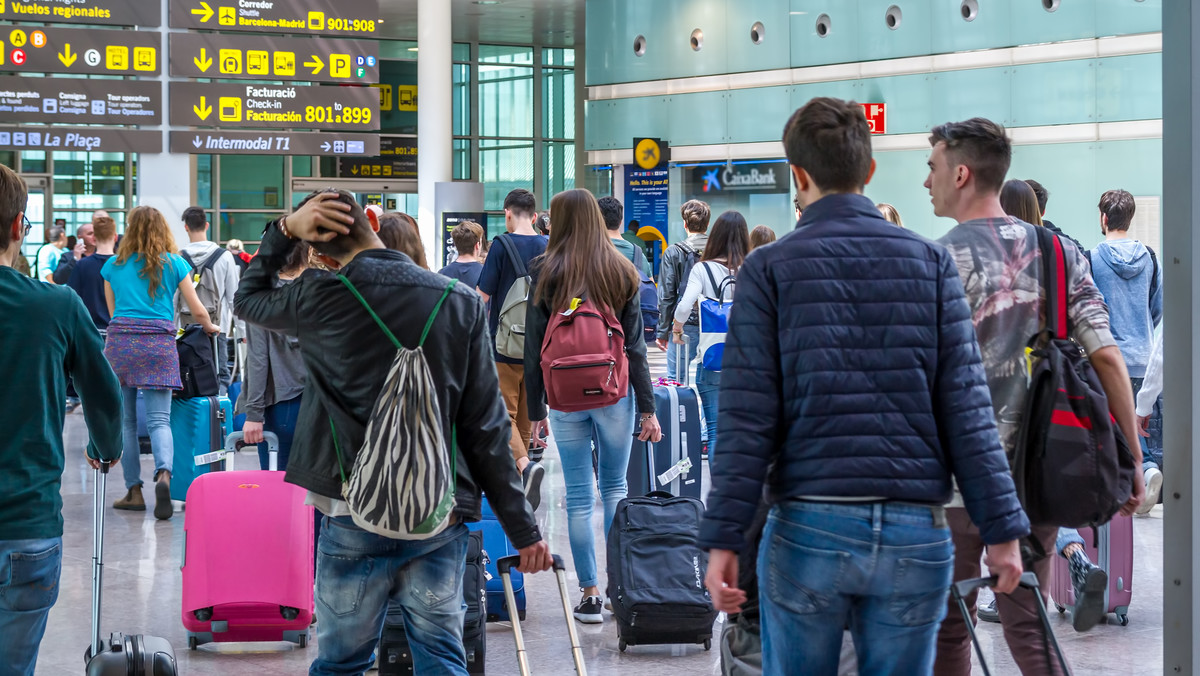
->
[493,234,531,360]
[178,250,225,326]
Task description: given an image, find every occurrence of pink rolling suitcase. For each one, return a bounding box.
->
[1049,515,1134,626]
[181,431,315,649]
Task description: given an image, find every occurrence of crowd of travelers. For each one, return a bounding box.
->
[0,94,1166,675]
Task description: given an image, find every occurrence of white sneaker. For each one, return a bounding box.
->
[1137,468,1163,515]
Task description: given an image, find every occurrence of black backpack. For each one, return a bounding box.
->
[1012,227,1136,529]
[606,491,717,651]
[176,325,219,399]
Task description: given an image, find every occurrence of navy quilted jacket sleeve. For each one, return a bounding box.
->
[697,194,1029,552]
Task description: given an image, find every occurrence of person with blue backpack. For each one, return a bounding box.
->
[670,210,749,462]
[656,200,710,380]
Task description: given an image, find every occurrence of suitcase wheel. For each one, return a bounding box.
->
[1055,603,1065,614]
[193,607,214,622]
[619,639,627,653]
[188,636,198,651]
[299,633,308,648]
[280,605,300,621]
[1117,613,1129,627]
[704,638,712,651]
[518,608,526,622]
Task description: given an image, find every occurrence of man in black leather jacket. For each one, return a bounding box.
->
[235,191,551,675]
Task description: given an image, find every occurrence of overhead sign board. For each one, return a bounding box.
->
[0,126,161,153]
[0,0,162,28]
[0,76,161,125]
[1,26,160,76]
[338,136,416,179]
[169,83,379,131]
[633,137,670,169]
[169,33,378,84]
[169,0,380,39]
[691,162,791,194]
[170,130,379,156]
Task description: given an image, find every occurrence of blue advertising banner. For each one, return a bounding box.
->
[623,165,670,275]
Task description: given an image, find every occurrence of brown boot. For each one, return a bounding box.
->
[153,470,172,520]
[113,486,146,511]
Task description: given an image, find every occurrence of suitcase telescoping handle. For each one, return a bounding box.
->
[497,555,587,676]
[223,431,280,471]
[90,462,111,661]
[950,572,1069,676]
[676,333,691,387]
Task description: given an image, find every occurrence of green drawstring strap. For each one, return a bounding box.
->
[329,275,460,493]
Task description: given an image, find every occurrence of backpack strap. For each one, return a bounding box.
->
[1034,226,1068,339]
[702,262,735,303]
[1146,245,1160,304]
[338,274,458,350]
[494,233,528,278]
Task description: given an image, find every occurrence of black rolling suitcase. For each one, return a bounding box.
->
[379,530,487,675]
[84,463,178,675]
[606,491,717,652]
[628,337,703,498]
[951,572,1070,676]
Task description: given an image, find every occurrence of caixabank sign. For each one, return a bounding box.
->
[692,161,791,194]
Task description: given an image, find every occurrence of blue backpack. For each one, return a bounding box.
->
[638,268,659,343]
[697,263,735,371]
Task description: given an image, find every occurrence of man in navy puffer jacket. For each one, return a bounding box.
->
[698,97,1031,675]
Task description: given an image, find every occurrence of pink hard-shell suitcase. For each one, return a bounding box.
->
[181,432,315,649]
[1049,514,1134,626]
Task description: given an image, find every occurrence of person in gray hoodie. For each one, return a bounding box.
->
[1090,188,1164,509]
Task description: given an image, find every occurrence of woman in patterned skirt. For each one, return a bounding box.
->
[103,206,219,520]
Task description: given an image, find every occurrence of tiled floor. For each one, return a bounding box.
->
[40,367,1163,674]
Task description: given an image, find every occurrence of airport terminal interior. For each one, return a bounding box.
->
[4,0,1193,674]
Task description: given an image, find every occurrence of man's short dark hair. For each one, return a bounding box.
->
[0,164,26,251]
[597,196,624,231]
[452,221,482,255]
[929,118,1011,194]
[300,190,372,260]
[1025,179,1049,215]
[182,206,208,232]
[1099,189,1136,232]
[504,189,536,217]
[782,97,874,193]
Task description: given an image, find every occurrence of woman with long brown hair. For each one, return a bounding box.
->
[378,212,429,269]
[102,206,218,519]
[523,188,662,624]
[1000,179,1043,226]
[671,210,749,465]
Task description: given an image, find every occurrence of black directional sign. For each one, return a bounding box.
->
[0,76,161,125]
[170,130,379,156]
[0,0,161,28]
[0,126,161,153]
[338,136,417,179]
[0,26,160,76]
[169,0,380,39]
[169,33,378,84]
[169,83,379,131]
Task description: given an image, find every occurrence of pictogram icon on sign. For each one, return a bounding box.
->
[85,49,101,67]
[304,54,324,75]
[330,54,351,79]
[192,2,215,22]
[194,48,212,72]
[12,49,25,66]
[9,30,26,48]
[134,47,155,71]
[193,96,212,121]
[219,6,236,26]
[30,31,45,49]
[106,45,128,70]
[58,44,76,67]
[247,50,268,75]
[219,97,241,122]
[274,51,295,76]
[307,11,325,30]
[219,49,241,74]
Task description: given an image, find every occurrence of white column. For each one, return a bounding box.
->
[137,0,190,244]
[417,0,453,261]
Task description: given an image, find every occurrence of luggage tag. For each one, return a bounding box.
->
[657,457,693,488]
[560,297,583,317]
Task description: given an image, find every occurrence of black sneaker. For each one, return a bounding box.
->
[573,594,603,624]
[522,461,545,512]
[1071,563,1108,632]
[977,598,1000,623]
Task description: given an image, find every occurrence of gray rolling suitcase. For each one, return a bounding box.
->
[84,462,178,675]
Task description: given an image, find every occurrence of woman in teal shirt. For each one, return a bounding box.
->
[102,206,218,520]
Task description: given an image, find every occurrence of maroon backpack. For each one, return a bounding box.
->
[1012,227,1136,529]
[540,298,629,412]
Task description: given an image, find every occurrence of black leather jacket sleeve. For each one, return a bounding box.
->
[232,225,302,335]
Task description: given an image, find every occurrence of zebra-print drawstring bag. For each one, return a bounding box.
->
[329,276,458,540]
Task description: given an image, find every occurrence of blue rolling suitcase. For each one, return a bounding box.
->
[169,395,233,502]
[467,497,526,622]
[629,340,703,499]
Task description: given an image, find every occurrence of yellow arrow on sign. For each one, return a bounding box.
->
[58,43,76,67]
[193,96,212,121]
[192,1,214,22]
[194,48,212,72]
[304,55,324,75]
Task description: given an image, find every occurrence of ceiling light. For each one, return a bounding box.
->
[474,1,501,5]
[408,47,419,52]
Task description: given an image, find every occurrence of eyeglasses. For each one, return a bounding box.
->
[21,215,30,237]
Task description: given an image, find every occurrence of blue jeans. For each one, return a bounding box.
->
[696,365,719,457]
[0,538,62,676]
[310,517,469,676]
[665,324,700,383]
[257,395,302,471]
[120,387,172,490]
[759,501,952,675]
[548,396,635,588]
[1056,528,1085,556]
[1131,377,1163,472]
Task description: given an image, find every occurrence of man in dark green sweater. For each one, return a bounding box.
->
[0,162,122,673]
